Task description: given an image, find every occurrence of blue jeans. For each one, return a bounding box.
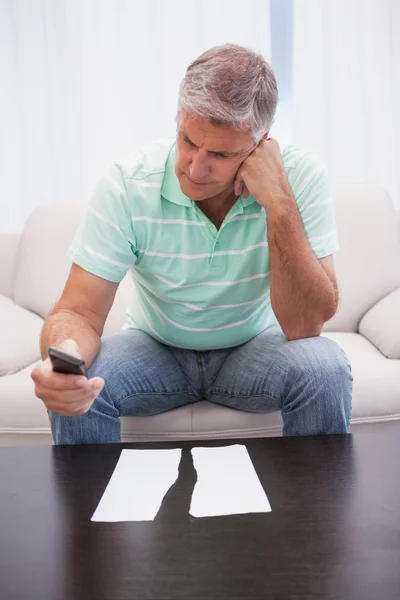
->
[49,327,353,445]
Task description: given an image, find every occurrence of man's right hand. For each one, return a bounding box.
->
[31,339,104,416]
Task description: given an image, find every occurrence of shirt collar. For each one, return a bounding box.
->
[241,194,257,207]
[161,142,192,207]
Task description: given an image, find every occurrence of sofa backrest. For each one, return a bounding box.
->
[13,202,81,318]
[324,183,400,332]
[12,201,132,336]
[0,233,20,299]
[11,182,400,335]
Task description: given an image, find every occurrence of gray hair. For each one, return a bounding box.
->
[177,44,278,142]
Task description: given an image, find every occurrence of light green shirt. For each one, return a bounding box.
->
[68,138,339,350]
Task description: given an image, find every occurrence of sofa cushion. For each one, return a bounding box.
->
[0,361,49,431]
[323,331,400,419]
[358,288,400,359]
[0,295,43,376]
[1,333,399,447]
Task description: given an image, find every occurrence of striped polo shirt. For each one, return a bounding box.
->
[67,137,339,351]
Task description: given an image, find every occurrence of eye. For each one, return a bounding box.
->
[213,152,228,159]
[183,136,195,147]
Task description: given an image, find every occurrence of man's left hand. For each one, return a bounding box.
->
[233,137,288,207]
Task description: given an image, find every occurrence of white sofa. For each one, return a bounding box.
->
[1,183,400,446]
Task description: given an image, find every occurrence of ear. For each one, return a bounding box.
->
[261,130,270,141]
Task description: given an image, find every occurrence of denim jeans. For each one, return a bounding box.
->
[49,326,353,445]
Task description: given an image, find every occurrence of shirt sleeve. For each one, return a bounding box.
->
[288,151,340,259]
[67,163,138,282]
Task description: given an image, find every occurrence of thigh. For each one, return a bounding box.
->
[88,329,197,416]
[204,326,289,412]
[205,326,351,413]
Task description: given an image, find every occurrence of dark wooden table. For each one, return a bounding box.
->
[1,423,400,600]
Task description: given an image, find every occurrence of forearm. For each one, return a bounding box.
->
[40,309,101,368]
[265,191,338,340]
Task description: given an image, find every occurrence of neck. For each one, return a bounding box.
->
[195,185,238,227]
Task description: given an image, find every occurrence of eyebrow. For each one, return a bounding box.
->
[180,132,246,157]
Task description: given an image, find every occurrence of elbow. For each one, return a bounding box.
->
[281,314,328,341]
[322,296,339,324]
[273,290,339,342]
[283,305,337,341]
[284,325,324,342]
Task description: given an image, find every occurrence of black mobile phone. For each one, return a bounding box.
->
[48,346,87,376]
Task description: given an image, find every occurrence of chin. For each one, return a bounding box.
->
[185,188,210,201]
[179,177,215,201]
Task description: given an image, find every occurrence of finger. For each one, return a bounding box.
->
[43,372,88,391]
[72,403,94,416]
[46,400,94,417]
[64,386,102,405]
[88,377,105,393]
[68,397,97,415]
[36,377,104,405]
[234,180,243,197]
[32,358,87,391]
[233,172,243,196]
[43,387,100,414]
[242,184,250,199]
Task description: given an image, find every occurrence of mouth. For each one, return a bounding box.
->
[185,173,210,186]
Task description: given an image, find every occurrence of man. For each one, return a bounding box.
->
[32,44,353,445]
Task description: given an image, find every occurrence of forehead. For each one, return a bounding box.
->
[178,111,253,154]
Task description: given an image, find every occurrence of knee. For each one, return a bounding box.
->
[280,335,353,391]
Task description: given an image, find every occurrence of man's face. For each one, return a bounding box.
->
[175,111,257,202]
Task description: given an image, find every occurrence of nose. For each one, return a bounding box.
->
[188,150,210,182]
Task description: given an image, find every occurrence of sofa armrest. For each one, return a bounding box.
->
[0,233,20,299]
[358,287,400,359]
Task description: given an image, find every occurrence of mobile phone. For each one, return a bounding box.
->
[48,346,87,376]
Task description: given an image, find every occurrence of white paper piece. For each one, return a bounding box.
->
[91,449,181,522]
[189,445,271,517]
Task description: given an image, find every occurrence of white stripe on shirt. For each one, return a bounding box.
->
[104,174,129,206]
[132,216,205,226]
[145,295,270,332]
[133,270,269,311]
[72,239,133,270]
[152,272,270,289]
[130,304,195,349]
[89,206,136,247]
[135,181,162,188]
[230,213,263,221]
[212,242,268,257]
[137,242,268,260]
